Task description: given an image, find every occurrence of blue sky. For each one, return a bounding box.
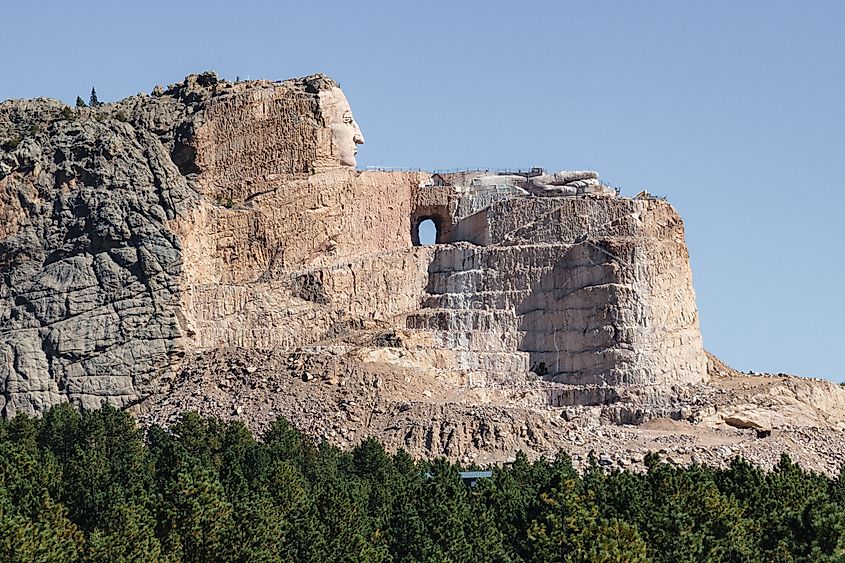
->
[3,0,843,380]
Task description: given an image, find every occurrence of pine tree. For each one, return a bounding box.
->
[525,478,649,563]
[75,96,86,108]
[89,87,100,107]
[161,466,233,562]
[415,458,474,561]
[85,501,162,562]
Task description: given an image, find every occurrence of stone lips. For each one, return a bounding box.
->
[7,70,838,475]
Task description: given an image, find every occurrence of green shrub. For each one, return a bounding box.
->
[1,135,22,151]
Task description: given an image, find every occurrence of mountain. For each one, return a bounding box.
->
[2,71,844,473]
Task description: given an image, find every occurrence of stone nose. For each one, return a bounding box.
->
[353,124,365,145]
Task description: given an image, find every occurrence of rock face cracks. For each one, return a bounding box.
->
[1,71,707,419]
[0,93,198,414]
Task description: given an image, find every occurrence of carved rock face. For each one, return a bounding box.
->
[320,87,365,167]
[0,73,710,421]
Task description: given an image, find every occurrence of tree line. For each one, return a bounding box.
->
[1,404,843,562]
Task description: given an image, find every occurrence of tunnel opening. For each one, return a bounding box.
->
[413,216,443,246]
[411,204,451,246]
[416,218,437,246]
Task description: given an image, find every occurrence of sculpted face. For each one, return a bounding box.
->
[319,87,365,167]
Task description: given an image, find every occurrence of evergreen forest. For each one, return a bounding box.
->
[1,404,844,562]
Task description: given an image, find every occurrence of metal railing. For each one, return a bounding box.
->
[361,166,547,176]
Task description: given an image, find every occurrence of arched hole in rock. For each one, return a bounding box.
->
[417,218,437,245]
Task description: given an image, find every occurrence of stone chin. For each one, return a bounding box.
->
[319,87,365,167]
[330,122,363,167]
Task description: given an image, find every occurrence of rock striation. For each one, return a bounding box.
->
[2,71,843,472]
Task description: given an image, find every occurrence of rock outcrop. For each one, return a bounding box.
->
[2,71,843,473]
[0,96,196,413]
